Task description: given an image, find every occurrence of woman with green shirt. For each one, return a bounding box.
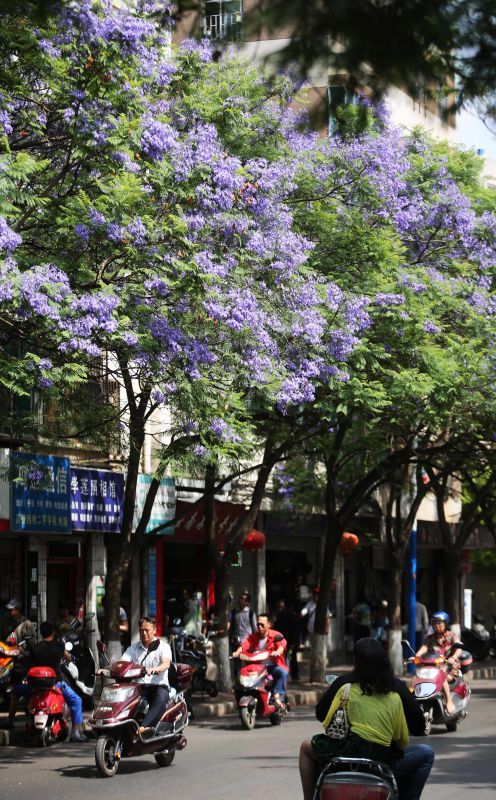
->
[299,638,409,800]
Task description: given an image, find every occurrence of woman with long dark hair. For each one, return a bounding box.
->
[299,638,408,800]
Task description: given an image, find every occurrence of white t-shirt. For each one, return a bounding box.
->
[122,638,172,686]
[301,600,332,634]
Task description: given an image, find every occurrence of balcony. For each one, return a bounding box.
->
[204,12,243,42]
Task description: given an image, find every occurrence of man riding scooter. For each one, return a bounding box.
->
[120,615,172,736]
[232,613,288,709]
[416,611,462,715]
[1,620,86,742]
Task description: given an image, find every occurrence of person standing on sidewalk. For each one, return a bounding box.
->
[415,597,429,651]
[3,599,36,645]
[229,592,257,675]
[274,599,301,681]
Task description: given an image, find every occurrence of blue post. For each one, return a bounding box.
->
[408,520,417,673]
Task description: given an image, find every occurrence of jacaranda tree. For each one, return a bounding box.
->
[0,0,368,658]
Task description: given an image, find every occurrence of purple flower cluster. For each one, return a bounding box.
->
[209,417,241,443]
[140,118,178,160]
[374,293,405,306]
[0,217,21,252]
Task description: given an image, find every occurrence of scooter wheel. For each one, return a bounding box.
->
[240,706,256,730]
[446,720,458,733]
[154,750,175,767]
[35,728,50,748]
[269,713,282,726]
[95,736,120,777]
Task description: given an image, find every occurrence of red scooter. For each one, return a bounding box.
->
[89,642,194,777]
[24,666,70,747]
[233,642,289,730]
[403,639,471,734]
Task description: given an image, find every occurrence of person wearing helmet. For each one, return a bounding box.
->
[415,611,462,715]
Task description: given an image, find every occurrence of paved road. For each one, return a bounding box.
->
[1,680,494,800]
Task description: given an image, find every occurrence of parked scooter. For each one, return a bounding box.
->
[88,640,194,777]
[0,637,33,709]
[489,614,496,659]
[179,632,219,698]
[61,613,97,710]
[24,665,70,747]
[233,638,289,730]
[462,614,491,662]
[403,639,471,734]
[314,757,398,800]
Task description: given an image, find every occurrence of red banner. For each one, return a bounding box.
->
[174,499,247,548]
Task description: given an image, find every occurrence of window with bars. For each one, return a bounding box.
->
[203,0,243,42]
[328,85,360,135]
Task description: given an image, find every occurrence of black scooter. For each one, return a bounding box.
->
[489,615,496,659]
[178,632,219,698]
[61,612,97,709]
[461,614,491,662]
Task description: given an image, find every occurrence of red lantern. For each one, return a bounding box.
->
[340,532,359,556]
[242,529,266,550]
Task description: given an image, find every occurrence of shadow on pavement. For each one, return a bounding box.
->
[429,736,495,787]
[56,760,163,779]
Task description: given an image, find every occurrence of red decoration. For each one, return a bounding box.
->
[242,529,266,550]
[339,532,359,556]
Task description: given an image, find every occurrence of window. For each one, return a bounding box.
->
[328,85,360,136]
[204,0,243,42]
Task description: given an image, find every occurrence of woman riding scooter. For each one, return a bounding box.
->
[416,611,462,715]
[299,638,410,800]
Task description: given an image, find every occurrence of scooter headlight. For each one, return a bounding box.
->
[416,668,439,680]
[239,674,259,688]
[101,686,136,703]
[414,682,437,698]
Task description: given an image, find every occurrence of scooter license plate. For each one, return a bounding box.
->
[34,713,48,728]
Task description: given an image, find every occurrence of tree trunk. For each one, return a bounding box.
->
[388,555,405,674]
[103,403,145,658]
[213,635,231,695]
[104,542,134,662]
[311,460,341,682]
[309,633,328,683]
[443,548,461,634]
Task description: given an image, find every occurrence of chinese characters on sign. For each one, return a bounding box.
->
[133,475,176,534]
[71,468,124,533]
[11,453,71,534]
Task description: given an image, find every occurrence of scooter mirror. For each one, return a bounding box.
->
[325,673,339,686]
[173,617,182,626]
[84,612,96,621]
[273,634,284,643]
[147,639,161,653]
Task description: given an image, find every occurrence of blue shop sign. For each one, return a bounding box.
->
[71,468,124,533]
[11,453,71,534]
